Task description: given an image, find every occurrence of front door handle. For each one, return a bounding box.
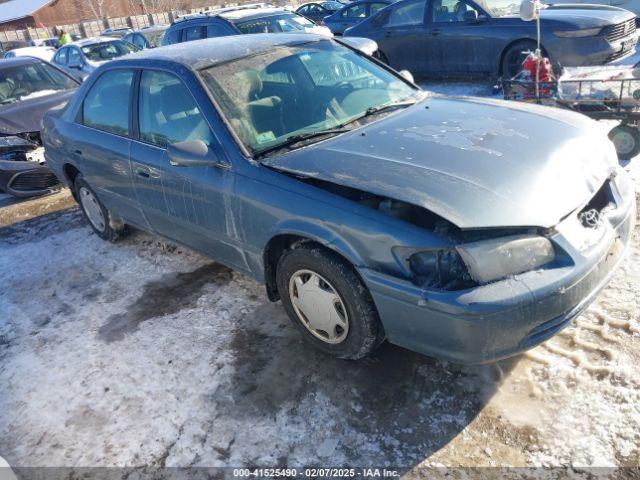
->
[73,149,82,156]
[384,30,393,38]
[431,28,441,36]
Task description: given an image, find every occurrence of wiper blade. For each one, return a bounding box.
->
[255,128,351,158]
[364,100,418,117]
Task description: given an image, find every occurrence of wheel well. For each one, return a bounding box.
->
[63,164,80,186]
[263,234,358,302]
[63,164,81,200]
[498,39,541,76]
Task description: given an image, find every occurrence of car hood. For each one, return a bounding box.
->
[540,5,633,28]
[263,97,617,229]
[0,89,76,135]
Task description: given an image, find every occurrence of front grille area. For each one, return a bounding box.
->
[605,18,636,43]
[9,170,59,192]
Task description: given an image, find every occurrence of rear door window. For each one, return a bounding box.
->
[386,0,426,27]
[343,3,368,18]
[138,70,213,149]
[82,69,134,136]
[183,25,207,42]
[68,47,82,65]
[54,48,68,65]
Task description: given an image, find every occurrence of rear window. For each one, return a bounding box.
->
[235,14,314,34]
[81,40,137,62]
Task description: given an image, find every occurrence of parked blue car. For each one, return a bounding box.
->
[323,0,394,35]
[43,34,635,363]
[345,0,638,77]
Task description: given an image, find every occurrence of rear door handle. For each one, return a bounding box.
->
[73,149,82,156]
[431,28,441,36]
[136,168,150,178]
[384,31,393,38]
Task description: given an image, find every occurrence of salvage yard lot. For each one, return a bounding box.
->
[1,83,639,471]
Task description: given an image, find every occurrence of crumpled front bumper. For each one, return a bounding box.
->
[360,169,636,364]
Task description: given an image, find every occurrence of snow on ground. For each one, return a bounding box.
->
[0,84,639,472]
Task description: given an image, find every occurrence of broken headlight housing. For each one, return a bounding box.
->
[455,235,555,284]
[403,235,555,290]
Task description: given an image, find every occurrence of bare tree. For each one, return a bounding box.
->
[78,0,107,21]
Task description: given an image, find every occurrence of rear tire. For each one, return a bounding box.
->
[276,243,384,360]
[74,175,126,242]
[608,124,640,159]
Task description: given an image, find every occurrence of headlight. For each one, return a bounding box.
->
[455,235,555,284]
[407,249,474,290]
[554,28,601,38]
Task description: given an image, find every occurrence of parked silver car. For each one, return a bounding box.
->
[51,37,138,81]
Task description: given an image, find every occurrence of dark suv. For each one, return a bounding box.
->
[162,5,331,45]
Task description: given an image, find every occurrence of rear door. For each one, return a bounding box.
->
[130,69,243,267]
[70,68,146,227]
[375,0,428,73]
[426,0,496,73]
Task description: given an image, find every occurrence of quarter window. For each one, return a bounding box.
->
[138,70,213,149]
[386,0,425,27]
[82,69,133,136]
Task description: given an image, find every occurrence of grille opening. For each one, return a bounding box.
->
[579,179,615,217]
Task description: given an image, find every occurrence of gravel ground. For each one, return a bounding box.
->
[0,85,639,474]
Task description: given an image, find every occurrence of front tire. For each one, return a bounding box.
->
[74,175,126,242]
[608,124,640,159]
[276,243,384,360]
[501,40,537,79]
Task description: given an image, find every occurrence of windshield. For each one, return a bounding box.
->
[82,40,137,62]
[235,14,315,34]
[475,0,519,16]
[200,40,422,156]
[0,61,77,105]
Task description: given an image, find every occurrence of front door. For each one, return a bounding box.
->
[130,69,244,269]
[426,0,496,74]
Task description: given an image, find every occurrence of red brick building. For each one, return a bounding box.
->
[0,0,213,30]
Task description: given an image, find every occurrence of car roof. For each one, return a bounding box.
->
[67,36,122,47]
[219,7,291,21]
[0,56,43,68]
[122,33,327,70]
[171,5,289,25]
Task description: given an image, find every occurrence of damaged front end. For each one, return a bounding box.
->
[0,133,60,197]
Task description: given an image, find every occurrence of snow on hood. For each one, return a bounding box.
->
[263,96,617,229]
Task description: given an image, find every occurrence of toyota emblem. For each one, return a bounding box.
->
[580,209,601,229]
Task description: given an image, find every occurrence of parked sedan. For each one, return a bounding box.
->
[43,34,635,363]
[323,0,393,34]
[345,0,638,77]
[51,37,138,81]
[0,57,79,197]
[4,46,57,62]
[123,25,169,49]
[296,1,344,23]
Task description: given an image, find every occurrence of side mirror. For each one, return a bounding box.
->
[398,69,414,84]
[168,140,223,167]
[463,10,479,23]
